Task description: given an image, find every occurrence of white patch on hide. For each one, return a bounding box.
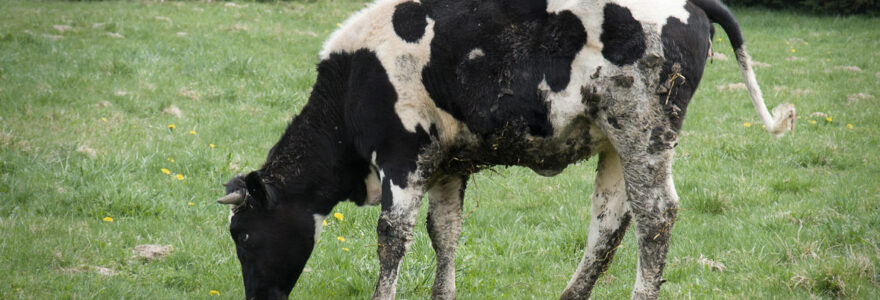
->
[387,177,425,230]
[615,0,690,30]
[321,0,432,61]
[467,48,485,60]
[543,46,605,132]
[320,0,465,144]
[554,0,689,68]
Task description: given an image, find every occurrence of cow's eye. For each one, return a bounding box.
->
[240,233,250,243]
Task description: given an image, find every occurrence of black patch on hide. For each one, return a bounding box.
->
[600,3,646,66]
[392,2,428,43]
[338,49,432,192]
[419,0,586,137]
[658,2,712,132]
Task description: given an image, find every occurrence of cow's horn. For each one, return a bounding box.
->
[217,192,244,205]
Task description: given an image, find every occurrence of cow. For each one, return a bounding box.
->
[216,0,795,299]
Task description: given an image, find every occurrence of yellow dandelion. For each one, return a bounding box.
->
[175,174,185,181]
[322,219,328,226]
[168,158,175,163]
[826,59,830,62]
[103,216,114,222]
[791,49,796,53]
[846,123,853,129]
[337,236,345,242]
[209,143,216,149]
[336,22,342,27]
[743,122,751,128]
[189,130,197,135]
[209,290,220,296]
[342,247,350,252]
[187,202,195,206]
[101,117,107,122]
[333,212,344,221]
[825,117,832,123]
[717,38,722,42]
[809,120,817,125]
[168,124,176,130]
[161,168,171,175]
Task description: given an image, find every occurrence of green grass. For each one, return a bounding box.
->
[1,0,878,299]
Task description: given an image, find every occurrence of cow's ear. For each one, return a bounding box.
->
[244,171,268,208]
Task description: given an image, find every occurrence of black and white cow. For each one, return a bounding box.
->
[216,0,795,299]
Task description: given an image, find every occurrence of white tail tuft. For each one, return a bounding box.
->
[734,47,796,137]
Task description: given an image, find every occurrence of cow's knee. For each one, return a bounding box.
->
[628,174,679,244]
[377,214,414,263]
[375,184,422,267]
[373,170,425,300]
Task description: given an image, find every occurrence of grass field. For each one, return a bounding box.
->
[1,0,878,298]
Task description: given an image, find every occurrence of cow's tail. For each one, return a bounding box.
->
[694,0,795,137]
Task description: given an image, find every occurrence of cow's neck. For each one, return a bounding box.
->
[257,77,357,213]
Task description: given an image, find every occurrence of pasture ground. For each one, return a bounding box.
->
[1,0,878,298]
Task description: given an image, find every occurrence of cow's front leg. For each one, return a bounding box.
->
[426,176,467,300]
[620,150,679,300]
[373,170,427,300]
[561,150,631,300]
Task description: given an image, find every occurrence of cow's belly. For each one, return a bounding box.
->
[437,116,609,177]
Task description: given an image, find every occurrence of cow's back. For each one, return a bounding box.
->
[319,0,714,172]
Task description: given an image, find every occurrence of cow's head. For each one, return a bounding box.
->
[218,172,319,300]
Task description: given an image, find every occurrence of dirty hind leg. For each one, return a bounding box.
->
[621,153,679,300]
[561,151,632,300]
[426,176,466,300]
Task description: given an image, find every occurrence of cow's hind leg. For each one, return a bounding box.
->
[619,149,679,300]
[561,150,632,300]
[426,176,467,299]
[373,168,427,300]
